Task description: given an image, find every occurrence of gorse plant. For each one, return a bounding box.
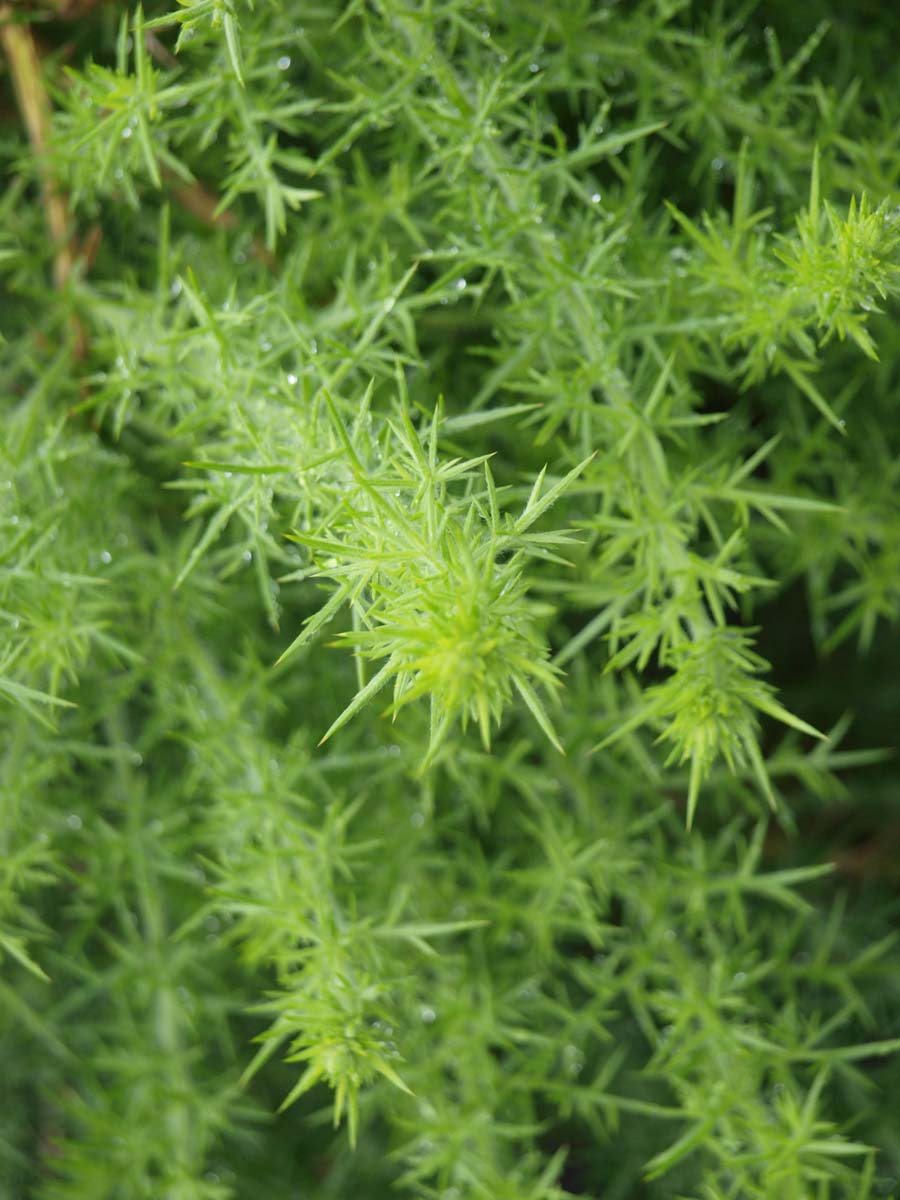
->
[277,391,590,762]
[2,1,900,1197]
[666,147,900,427]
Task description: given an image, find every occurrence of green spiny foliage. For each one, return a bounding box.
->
[276,391,590,761]
[3,1,900,1198]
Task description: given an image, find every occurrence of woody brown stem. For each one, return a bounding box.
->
[167,174,276,270]
[0,5,76,291]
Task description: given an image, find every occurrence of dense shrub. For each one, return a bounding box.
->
[2,2,900,1197]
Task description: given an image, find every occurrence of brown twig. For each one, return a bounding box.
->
[144,28,178,69]
[831,826,900,881]
[167,174,276,271]
[167,175,241,231]
[142,31,276,272]
[0,4,77,292]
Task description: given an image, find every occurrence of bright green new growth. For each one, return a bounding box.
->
[598,627,824,828]
[3,1,900,1197]
[667,146,900,429]
[277,393,589,761]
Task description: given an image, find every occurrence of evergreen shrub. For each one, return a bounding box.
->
[2,1,900,1196]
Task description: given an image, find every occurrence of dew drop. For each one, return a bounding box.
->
[100,550,112,564]
[277,55,291,70]
[528,62,540,73]
[410,810,425,828]
[121,125,133,140]
[66,813,83,830]
[563,1043,585,1076]
[590,192,601,204]
[420,1006,437,1023]
[286,372,298,385]
[454,277,467,291]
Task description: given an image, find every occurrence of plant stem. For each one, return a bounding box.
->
[0,6,75,291]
